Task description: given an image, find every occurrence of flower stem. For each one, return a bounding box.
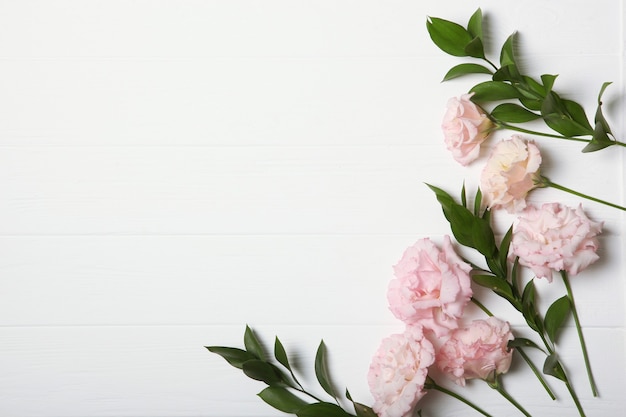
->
[494,122,591,142]
[483,58,499,72]
[471,297,493,316]
[516,347,557,400]
[538,176,626,211]
[536,322,588,415]
[426,377,494,417]
[292,386,325,403]
[494,121,626,148]
[488,376,532,417]
[561,271,598,397]
[565,380,587,417]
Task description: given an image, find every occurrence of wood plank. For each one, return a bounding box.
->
[0,1,619,60]
[0,145,622,236]
[0,325,623,416]
[0,55,620,146]
[0,235,622,327]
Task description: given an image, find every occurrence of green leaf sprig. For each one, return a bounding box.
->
[207,325,500,417]
[206,325,375,417]
[427,8,626,152]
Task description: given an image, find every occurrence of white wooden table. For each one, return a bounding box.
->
[0,1,623,416]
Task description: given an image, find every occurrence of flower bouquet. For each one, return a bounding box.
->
[207,9,624,417]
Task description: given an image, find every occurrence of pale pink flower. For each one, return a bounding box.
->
[368,326,435,417]
[436,317,514,386]
[480,136,542,213]
[387,236,473,337]
[510,203,603,282]
[442,93,493,166]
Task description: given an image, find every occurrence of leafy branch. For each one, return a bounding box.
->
[427,8,626,152]
[206,325,375,417]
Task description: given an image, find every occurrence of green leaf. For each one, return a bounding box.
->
[427,184,497,259]
[500,33,517,67]
[206,346,257,369]
[258,387,309,413]
[541,92,594,137]
[562,99,593,131]
[540,74,558,93]
[491,103,540,123]
[492,67,509,82]
[540,90,559,113]
[467,8,483,39]
[508,337,544,352]
[543,354,567,382]
[583,81,615,153]
[470,81,520,102]
[442,63,492,81]
[522,279,535,309]
[595,82,613,132]
[426,17,473,57]
[492,63,521,84]
[346,390,378,417]
[473,187,482,217]
[597,81,612,102]
[315,341,337,399]
[544,296,571,343]
[472,274,515,302]
[242,359,283,386]
[583,123,614,152]
[510,257,520,295]
[543,114,592,137]
[520,75,547,98]
[464,36,485,59]
[519,97,543,111]
[274,337,291,371]
[461,183,467,208]
[469,215,498,259]
[244,325,265,360]
[521,280,542,333]
[498,226,513,278]
[296,402,353,417]
[493,33,524,85]
[480,202,491,221]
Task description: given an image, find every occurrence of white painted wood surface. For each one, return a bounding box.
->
[0,1,624,416]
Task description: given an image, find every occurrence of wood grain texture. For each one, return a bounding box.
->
[0,0,624,416]
[0,325,624,416]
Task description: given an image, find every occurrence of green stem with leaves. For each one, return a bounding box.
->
[427,184,587,415]
[561,271,598,397]
[480,255,584,413]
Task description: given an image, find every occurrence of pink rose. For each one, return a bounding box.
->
[480,136,542,213]
[442,94,493,166]
[368,326,435,417]
[436,317,514,386]
[510,203,603,282]
[387,236,473,337]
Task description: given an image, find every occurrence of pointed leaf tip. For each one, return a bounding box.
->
[244,325,265,360]
[315,341,338,400]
